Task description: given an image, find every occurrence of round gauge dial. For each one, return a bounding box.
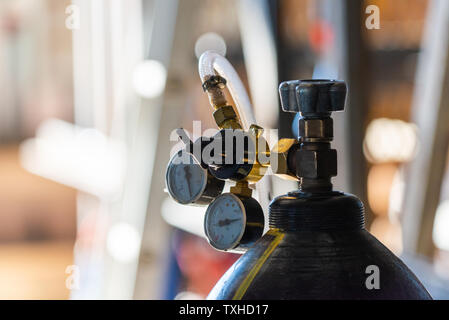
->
[166,151,208,204]
[204,193,246,251]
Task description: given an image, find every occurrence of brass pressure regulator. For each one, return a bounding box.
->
[165,73,269,253]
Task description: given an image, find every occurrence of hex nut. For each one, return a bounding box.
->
[213,105,238,128]
[298,118,333,140]
[296,149,337,179]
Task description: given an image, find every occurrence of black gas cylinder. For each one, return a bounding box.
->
[208,191,431,299]
[207,80,431,300]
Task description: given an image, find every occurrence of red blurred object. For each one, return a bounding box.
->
[176,233,239,297]
[1,11,21,34]
[308,20,334,54]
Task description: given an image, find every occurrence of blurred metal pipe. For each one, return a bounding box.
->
[133,0,210,300]
[271,1,295,140]
[336,0,371,225]
[117,0,178,300]
[71,0,178,299]
[402,0,449,258]
[72,0,94,128]
[236,0,279,130]
[312,0,370,224]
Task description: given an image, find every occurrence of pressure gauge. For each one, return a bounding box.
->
[166,150,224,205]
[204,193,264,252]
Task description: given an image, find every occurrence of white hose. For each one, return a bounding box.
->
[198,51,256,130]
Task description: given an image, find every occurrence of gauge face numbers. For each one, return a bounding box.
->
[166,152,207,204]
[205,193,246,251]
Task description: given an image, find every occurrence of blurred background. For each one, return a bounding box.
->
[0,0,449,299]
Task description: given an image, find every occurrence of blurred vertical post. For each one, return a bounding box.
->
[130,0,182,299]
[71,0,145,299]
[71,0,178,299]
[313,0,371,223]
[237,0,278,130]
[104,0,178,299]
[402,0,449,258]
[338,0,371,224]
[272,1,295,140]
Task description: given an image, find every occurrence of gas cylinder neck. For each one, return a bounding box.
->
[269,191,365,232]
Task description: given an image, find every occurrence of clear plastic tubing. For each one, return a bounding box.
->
[198,50,256,131]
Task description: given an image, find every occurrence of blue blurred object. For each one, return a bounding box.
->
[162,230,182,300]
[292,113,300,137]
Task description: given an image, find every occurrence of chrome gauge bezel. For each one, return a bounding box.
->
[165,151,208,205]
[204,193,247,251]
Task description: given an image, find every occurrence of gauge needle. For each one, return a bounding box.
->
[216,218,240,227]
[183,166,192,197]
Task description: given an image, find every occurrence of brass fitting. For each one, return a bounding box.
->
[230,181,253,198]
[213,105,242,130]
[202,75,227,108]
[249,124,264,138]
[203,75,242,130]
[243,125,270,183]
[270,138,299,181]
